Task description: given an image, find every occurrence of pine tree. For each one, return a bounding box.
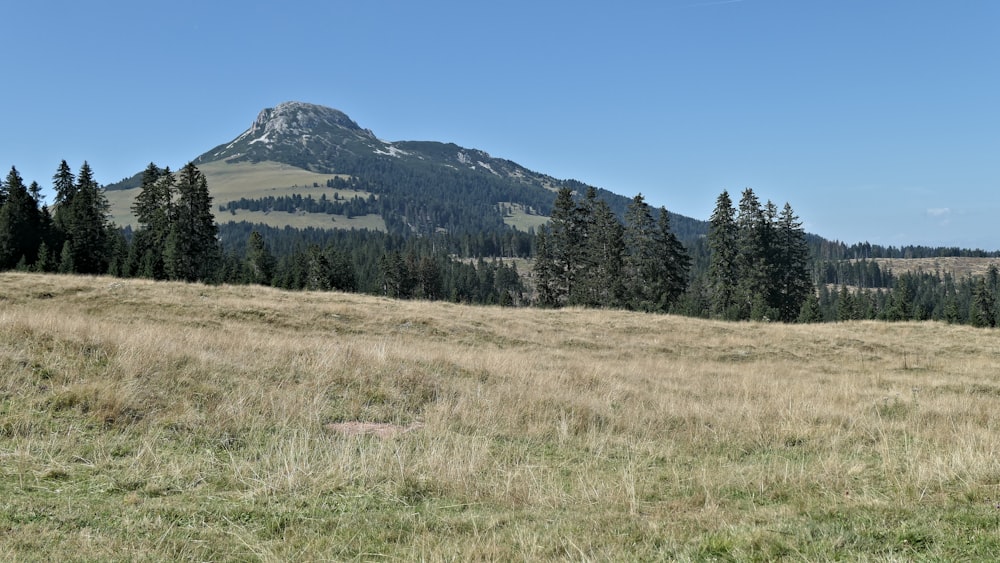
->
[50,160,76,255]
[532,226,560,307]
[59,162,111,274]
[106,229,130,277]
[797,291,823,323]
[131,164,173,279]
[305,245,332,291]
[771,203,813,322]
[413,255,442,299]
[327,247,358,293]
[164,163,219,282]
[622,194,659,311]
[34,241,54,273]
[27,181,43,208]
[547,187,581,305]
[973,277,997,328]
[987,265,1000,323]
[52,160,76,206]
[58,240,74,273]
[379,250,409,298]
[0,167,42,269]
[568,187,599,306]
[655,207,691,312]
[586,198,625,308]
[707,190,739,319]
[885,277,914,321]
[494,262,525,306]
[245,230,276,285]
[837,285,857,321]
[28,180,57,263]
[734,189,774,320]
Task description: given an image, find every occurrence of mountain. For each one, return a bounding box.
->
[105,101,707,241]
[195,102,386,171]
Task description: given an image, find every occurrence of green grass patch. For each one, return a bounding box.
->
[500,201,549,232]
[105,160,378,230]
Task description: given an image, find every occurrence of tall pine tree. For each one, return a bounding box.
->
[707,190,739,319]
[52,160,76,206]
[772,202,813,322]
[57,162,111,274]
[734,188,774,320]
[545,187,581,305]
[654,207,691,312]
[50,160,76,256]
[164,163,219,282]
[531,226,560,307]
[572,187,624,307]
[622,194,659,311]
[0,167,42,269]
[585,197,625,308]
[131,163,173,279]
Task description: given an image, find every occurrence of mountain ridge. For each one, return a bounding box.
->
[104,101,708,241]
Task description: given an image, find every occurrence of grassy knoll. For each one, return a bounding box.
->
[2,273,1000,560]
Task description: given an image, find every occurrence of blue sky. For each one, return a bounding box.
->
[2,1,998,249]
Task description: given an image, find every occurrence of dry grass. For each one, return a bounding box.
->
[2,272,1000,559]
[869,256,1000,279]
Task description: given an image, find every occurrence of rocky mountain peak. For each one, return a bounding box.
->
[249,101,364,137]
[194,101,382,169]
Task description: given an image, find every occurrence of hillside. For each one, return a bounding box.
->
[104,102,706,241]
[106,160,386,231]
[871,256,1000,279]
[3,272,1000,559]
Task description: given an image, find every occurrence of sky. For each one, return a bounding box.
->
[2,1,998,249]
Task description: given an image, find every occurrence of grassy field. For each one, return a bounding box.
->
[105,160,385,231]
[2,273,1000,560]
[500,201,549,232]
[872,256,1000,279]
[217,210,386,232]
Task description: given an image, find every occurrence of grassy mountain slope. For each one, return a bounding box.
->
[2,272,999,559]
[105,160,385,231]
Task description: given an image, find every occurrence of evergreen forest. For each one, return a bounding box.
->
[3,160,1000,327]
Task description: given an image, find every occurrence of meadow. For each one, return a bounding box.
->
[499,201,550,233]
[2,272,1000,560]
[872,256,1000,280]
[104,160,386,232]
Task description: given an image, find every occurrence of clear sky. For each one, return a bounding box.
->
[2,1,998,249]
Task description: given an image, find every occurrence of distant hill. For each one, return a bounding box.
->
[104,101,707,241]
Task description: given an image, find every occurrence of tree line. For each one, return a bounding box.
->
[532,186,691,312]
[805,266,1000,326]
[0,161,113,274]
[702,188,814,322]
[5,159,1000,329]
[529,186,815,324]
[220,193,377,218]
[0,161,528,306]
